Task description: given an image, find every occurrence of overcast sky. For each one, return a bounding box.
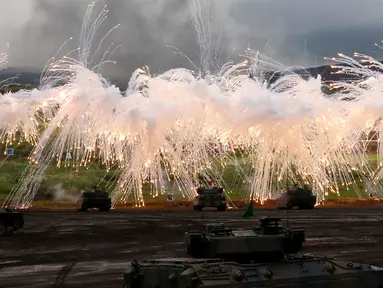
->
[1,0,383,80]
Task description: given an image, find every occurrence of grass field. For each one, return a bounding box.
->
[0,143,380,202]
[211,154,381,200]
[0,159,117,199]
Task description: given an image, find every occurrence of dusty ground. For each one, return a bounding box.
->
[5,197,383,209]
[1,207,383,287]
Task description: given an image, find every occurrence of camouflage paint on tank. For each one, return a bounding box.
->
[193,187,227,211]
[77,186,112,212]
[123,217,383,287]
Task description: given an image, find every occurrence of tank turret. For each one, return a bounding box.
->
[276,185,317,209]
[185,217,304,263]
[193,186,227,211]
[122,216,383,288]
[77,186,111,212]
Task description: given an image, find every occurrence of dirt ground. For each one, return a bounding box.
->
[1,206,383,287]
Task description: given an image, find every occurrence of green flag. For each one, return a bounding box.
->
[242,200,254,218]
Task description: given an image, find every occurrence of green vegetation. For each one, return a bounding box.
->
[0,84,38,94]
[0,142,117,200]
[209,154,380,200]
[0,159,118,201]
[329,154,379,199]
[0,140,380,202]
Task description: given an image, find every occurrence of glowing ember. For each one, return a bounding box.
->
[2,1,383,209]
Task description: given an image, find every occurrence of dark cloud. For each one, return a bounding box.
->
[1,0,383,82]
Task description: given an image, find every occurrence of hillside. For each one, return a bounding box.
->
[0,67,127,89]
[0,62,381,202]
[0,140,378,202]
[1,60,381,92]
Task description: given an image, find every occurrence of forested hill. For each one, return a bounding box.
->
[0,60,382,92]
[0,67,127,90]
[264,61,383,85]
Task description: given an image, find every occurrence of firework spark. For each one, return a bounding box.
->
[2,1,383,209]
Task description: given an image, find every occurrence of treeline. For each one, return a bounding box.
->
[0,84,38,94]
[0,83,126,94]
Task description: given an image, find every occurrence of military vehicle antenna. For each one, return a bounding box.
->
[285,147,290,229]
[285,206,290,229]
[286,147,290,190]
[201,208,205,227]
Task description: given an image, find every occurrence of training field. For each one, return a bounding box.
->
[1,207,383,287]
[0,148,381,204]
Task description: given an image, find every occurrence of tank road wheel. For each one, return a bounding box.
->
[0,222,7,236]
[10,217,24,233]
[217,205,226,211]
[299,204,314,210]
[80,205,88,212]
[193,205,202,211]
[100,206,111,212]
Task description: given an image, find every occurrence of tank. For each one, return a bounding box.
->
[0,208,24,236]
[77,186,111,212]
[193,187,227,211]
[122,217,383,287]
[276,185,316,209]
[165,193,177,207]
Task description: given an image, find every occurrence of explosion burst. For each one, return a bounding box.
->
[2,0,383,209]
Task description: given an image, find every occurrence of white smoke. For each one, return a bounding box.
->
[50,183,80,202]
[4,1,383,210]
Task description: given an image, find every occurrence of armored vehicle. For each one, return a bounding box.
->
[165,193,177,207]
[193,187,227,211]
[0,208,24,236]
[276,185,316,209]
[123,217,383,287]
[77,186,111,212]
